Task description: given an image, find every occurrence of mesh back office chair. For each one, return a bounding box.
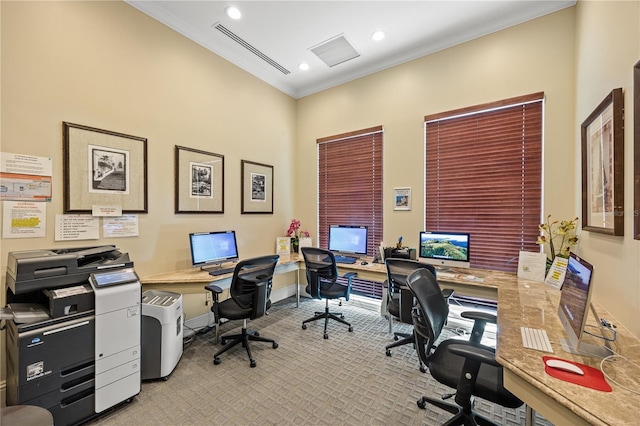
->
[406,268,523,426]
[204,255,279,368]
[301,247,356,339]
[384,259,454,372]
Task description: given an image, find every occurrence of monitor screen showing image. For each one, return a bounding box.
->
[189,230,239,267]
[328,225,368,255]
[418,231,470,269]
[557,253,597,352]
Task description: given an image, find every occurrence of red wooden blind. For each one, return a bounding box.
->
[424,94,543,272]
[317,126,384,257]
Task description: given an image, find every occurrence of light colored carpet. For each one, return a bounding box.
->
[87,297,552,425]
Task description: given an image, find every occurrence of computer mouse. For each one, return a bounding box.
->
[544,359,585,375]
[360,261,368,265]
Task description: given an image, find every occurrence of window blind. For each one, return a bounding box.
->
[424,93,543,272]
[317,126,383,259]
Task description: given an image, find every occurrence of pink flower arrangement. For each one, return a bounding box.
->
[286,219,310,239]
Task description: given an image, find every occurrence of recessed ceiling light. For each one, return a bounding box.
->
[371,30,386,41]
[299,63,310,71]
[226,6,241,20]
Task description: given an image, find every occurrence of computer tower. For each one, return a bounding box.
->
[141,290,183,380]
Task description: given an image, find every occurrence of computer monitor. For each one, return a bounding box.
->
[328,225,368,256]
[557,252,611,357]
[189,230,239,271]
[418,231,470,269]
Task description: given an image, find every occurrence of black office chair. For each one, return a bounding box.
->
[384,258,454,372]
[406,268,523,426]
[204,254,279,368]
[301,247,356,339]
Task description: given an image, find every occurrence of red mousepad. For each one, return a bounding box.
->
[542,356,611,392]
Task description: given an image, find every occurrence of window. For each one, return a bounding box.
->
[424,93,543,272]
[317,126,384,297]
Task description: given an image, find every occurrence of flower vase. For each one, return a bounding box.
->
[291,237,299,253]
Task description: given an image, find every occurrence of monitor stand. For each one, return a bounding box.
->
[201,262,235,273]
[560,303,613,358]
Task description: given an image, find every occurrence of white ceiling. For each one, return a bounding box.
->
[125,1,576,99]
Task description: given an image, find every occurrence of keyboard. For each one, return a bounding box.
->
[521,327,553,353]
[334,255,357,264]
[208,267,235,276]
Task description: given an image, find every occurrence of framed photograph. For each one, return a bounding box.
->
[581,88,624,236]
[393,187,412,211]
[63,122,147,213]
[241,160,273,214]
[634,60,640,239]
[175,146,224,214]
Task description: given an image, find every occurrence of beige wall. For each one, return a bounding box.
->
[573,0,640,338]
[0,1,297,288]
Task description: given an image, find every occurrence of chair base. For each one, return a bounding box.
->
[385,332,427,373]
[417,396,498,426]
[301,299,353,339]
[213,323,278,368]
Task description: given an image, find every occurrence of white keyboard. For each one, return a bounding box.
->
[521,327,553,353]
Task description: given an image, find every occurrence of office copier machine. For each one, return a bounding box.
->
[3,246,141,425]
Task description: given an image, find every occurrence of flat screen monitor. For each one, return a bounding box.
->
[557,252,610,357]
[189,230,239,270]
[328,225,368,255]
[418,231,470,269]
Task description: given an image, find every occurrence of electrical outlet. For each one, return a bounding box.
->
[205,291,212,306]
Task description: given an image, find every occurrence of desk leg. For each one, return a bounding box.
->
[525,405,534,426]
[296,268,300,307]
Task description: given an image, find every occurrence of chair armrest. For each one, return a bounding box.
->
[204,284,224,294]
[343,272,357,279]
[447,343,500,368]
[460,311,497,323]
[461,310,496,344]
[441,288,454,300]
[341,272,357,301]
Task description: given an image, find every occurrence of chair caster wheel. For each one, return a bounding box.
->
[348,326,353,332]
[213,357,221,365]
[323,333,329,339]
[386,349,392,357]
[302,324,307,330]
[272,342,279,349]
[417,398,426,410]
[221,339,227,345]
[254,331,260,337]
[340,315,345,319]
[393,335,400,341]
[250,359,257,368]
[420,365,427,373]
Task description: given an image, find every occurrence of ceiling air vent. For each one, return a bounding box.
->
[310,34,360,67]
[214,23,290,75]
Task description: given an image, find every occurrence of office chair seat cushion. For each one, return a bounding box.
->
[429,340,523,409]
[216,295,254,319]
[305,282,349,299]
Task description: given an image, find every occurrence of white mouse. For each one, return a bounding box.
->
[545,359,585,375]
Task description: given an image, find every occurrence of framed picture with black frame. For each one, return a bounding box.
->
[63,122,148,214]
[175,145,224,214]
[241,160,273,214]
[581,88,624,236]
[634,60,640,239]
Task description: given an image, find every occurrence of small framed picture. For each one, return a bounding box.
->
[175,145,224,214]
[393,187,412,211]
[241,160,273,214]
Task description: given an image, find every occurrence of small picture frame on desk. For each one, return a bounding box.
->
[276,237,290,255]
